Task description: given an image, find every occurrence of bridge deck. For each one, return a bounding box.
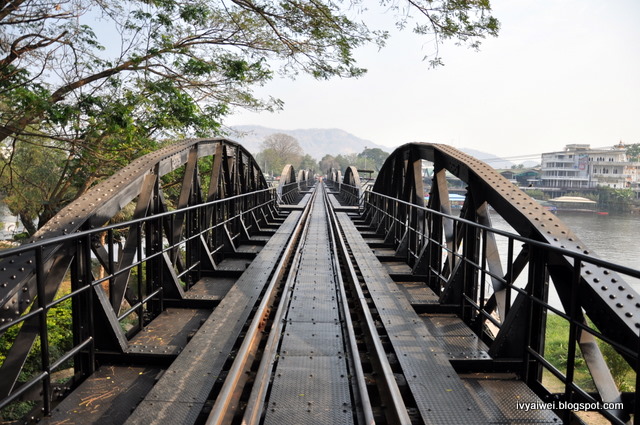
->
[36,184,562,425]
[263,187,353,424]
[123,209,304,425]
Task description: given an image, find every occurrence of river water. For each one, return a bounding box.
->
[489,211,640,307]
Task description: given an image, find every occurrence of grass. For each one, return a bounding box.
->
[542,313,635,393]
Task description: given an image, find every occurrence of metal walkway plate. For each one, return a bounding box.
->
[421,314,491,361]
[337,212,490,425]
[462,374,562,424]
[42,366,160,425]
[125,210,304,425]
[264,190,353,425]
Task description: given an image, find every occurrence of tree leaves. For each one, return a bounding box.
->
[0,0,499,232]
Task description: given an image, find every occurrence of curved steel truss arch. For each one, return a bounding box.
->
[364,142,639,421]
[0,138,278,403]
[340,166,362,206]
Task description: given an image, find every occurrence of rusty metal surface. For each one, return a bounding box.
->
[183,276,236,301]
[372,143,640,354]
[337,210,487,424]
[42,366,160,425]
[127,308,209,352]
[124,211,303,425]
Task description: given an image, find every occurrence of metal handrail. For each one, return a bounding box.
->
[0,186,278,416]
[362,189,639,424]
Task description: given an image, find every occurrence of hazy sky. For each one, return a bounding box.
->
[226,0,640,162]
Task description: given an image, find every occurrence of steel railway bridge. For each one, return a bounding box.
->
[1,139,639,424]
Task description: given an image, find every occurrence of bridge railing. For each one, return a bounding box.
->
[278,180,301,204]
[363,189,640,424]
[0,187,276,418]
[338,182,361,207]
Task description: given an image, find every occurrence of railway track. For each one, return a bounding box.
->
[33,181,561,425]
[5,140,635,424]
[203,182,416,424]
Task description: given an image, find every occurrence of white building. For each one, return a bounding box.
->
[540,143,639,190]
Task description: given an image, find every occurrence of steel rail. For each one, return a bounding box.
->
[322,184,375,425]
[325,190,412,425]
[205,187,317,425]
[240,187,318,424]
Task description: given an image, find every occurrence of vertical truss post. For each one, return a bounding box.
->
[35,246,51,415]
[145,170,163,316]
[524,244,549,387]
[71,234,95,380]
[461,221,480,323]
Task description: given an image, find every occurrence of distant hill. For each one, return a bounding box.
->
[227,126,536,169]
[229,125,390,160]
[458,147,516,169]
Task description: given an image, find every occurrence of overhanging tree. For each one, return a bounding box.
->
[0,0,499,233]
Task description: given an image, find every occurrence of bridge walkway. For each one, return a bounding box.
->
[331,190,560,425]
[38,184,561,424]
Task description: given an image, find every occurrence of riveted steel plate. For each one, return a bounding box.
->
[382,261,413,274]
[184,276,236,300]
[130,401,204,424]
[42,366,160,425]
[290,288,337,302]
[287,295,340,323]
[264,192,353,425]
[421,314,490,360]
[462,375,561,423]
[421,314,476,336]
[126,211,302,424]
[128,308,209,349]
[279,321,345,356]
[263,406,354,425]
[396,281,439,305]
[336,212,488,424]
[216,257,251,271]
[265,355,352,415]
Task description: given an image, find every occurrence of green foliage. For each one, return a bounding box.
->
[626,143,640,162]
[543,314,634,393]
[358,147,390,172]
[600,343,634,392]
[0,289,73,421]
[0,294,73,382]
[597,187,634,212]
[319,154,341,174]
[256,134,304,177]
[299,154,317,171]
[544,314,595,390]
[0,0,499,228]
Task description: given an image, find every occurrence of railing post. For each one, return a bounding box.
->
[524,244,548,387]
[35,246,51,416]
[70,234,95,380]
[563,256,581,423]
